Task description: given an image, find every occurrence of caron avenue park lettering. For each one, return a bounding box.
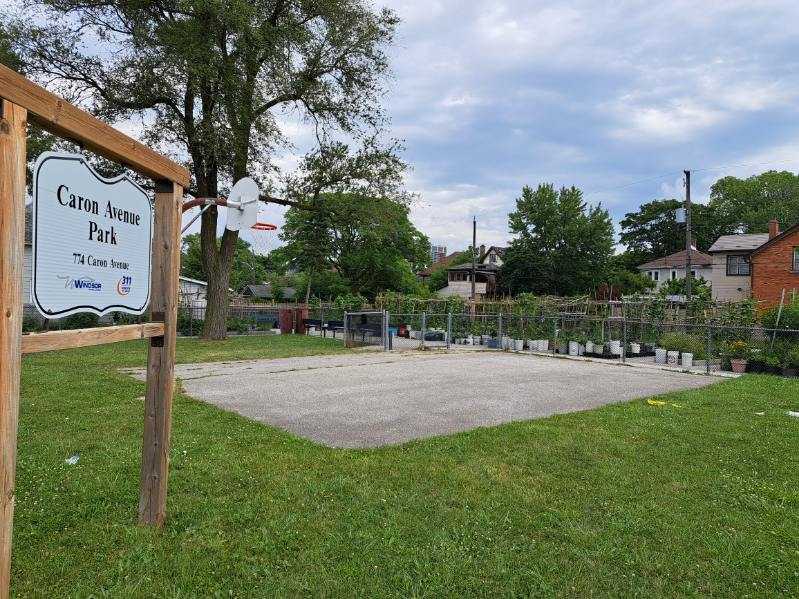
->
[32,152,153,317]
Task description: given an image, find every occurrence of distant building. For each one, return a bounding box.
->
[707,233,770,301]
[750,220,799,309]
[637,248,713,291]
[417,251,462,281]
[430,244,447,263]
[439,245,506,299]
[241,283,296,301]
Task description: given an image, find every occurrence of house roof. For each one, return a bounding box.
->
[708,233,769,253]
[179,276,208,287]
[448,262,501,273]
[243,284,271,298]
[751,222,799,257]
[481,246,506,262]
[418,251,463,277]
[638,249,713,270]
[242,283,296,299]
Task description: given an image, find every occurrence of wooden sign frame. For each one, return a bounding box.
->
[0,64,191,598]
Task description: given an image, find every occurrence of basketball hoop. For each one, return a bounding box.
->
[180,177,279,254]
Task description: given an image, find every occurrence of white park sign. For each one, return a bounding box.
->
[32,152,153,317]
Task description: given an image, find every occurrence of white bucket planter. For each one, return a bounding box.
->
[568,341,580,356]
[681,352,694,368]
[541,340,550,351]
[585,341,594,354]
[655,348,667,364]
[514,339,524,351]
[466,335,474,346]
[609,340,622,356]
[667,351,679,365]
[629,343,641,355]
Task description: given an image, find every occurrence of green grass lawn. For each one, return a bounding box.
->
[12,336,799,597]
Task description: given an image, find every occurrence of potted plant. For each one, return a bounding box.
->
[654,347,667,364]
[726,340,751,373]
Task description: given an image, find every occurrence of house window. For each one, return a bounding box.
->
[691,270,697,278]
[671,270,677,280]
[649,271,659,282]
[726,255,750,276]
[488,253,496,264]
[794,247,799,272]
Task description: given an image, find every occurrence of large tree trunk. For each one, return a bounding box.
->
[202,261,230,339]
[199,113,251,339]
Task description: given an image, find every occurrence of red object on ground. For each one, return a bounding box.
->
[278,308,294,334]
[398,324,409,338]
[294,307,309,334]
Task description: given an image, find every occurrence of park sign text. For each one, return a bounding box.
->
[32,152,153,317]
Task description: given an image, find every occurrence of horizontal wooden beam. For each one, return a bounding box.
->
[21,322,165,355]
[0,64,191,188]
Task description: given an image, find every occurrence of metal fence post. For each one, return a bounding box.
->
[383,310,389,352]
[706,321,713,375]
[622,316,628,364]
[344,311,349,347]
[447,312,452,349]
[421,311,427,349]
[498,312,503,347]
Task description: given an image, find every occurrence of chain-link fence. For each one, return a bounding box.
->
[343,311,388,349]
[380,311,799,378]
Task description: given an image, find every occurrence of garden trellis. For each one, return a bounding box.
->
[0,64,190,598]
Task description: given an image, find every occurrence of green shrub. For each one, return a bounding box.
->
[61,313,100,330]
[658,332,707,359]
[177,310,203,336]
[761,299,799,331]
[789,347,799,369]
[22,316,43,333]
[226,317,255,334]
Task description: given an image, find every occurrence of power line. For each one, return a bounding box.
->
[583,158,797,198]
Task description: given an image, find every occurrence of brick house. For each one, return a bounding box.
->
[750,220,799,309]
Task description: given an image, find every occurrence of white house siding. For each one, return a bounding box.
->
[709,252,752,301]
[483,249,503,267]
[438,281,487,298]
[642,265,712,291]
[22,246,32,306]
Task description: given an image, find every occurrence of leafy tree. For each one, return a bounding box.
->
[15,0,400,338]
[0,20,56,186]
[281,192,430,299]
[709,171,799,233]
[499,184,614,296]
[619,199,727,266]
[181,234,266,293]
[604,254,656,295]
[659,275,712,302]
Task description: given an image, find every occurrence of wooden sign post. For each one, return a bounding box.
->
[0,64,191,598]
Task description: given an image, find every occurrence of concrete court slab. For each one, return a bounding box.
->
[127,351,719,448]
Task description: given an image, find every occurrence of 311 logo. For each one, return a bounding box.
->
[117,275,133,295]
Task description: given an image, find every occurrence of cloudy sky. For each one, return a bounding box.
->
[7,0,799,253]
[351,0,799,252]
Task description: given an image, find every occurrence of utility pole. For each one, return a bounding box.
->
[471,216,477,301]
[684,170,693,303]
